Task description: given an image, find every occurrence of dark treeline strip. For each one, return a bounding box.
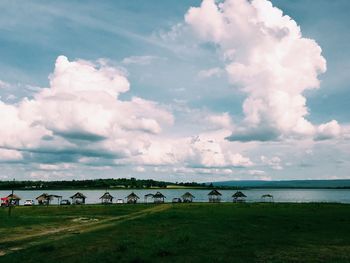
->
[0,178,206,190]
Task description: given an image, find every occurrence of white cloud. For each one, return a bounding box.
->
[38,163,73,171]
[247,169,266,176]
[185,0,343,141]
[197,67,223,79]
[0,148,23,161]
[316,120,342,140]
[133,166,146,173]
[206,112,233,130]
[30,171,75,180]
[135,130,253,169]
[261,155,283,170]
[0,56,174,170]
[122,55,161,65]
[6,94,17,101]
[0,80,10,89]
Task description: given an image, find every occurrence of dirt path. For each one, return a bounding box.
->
[0,204,170,257]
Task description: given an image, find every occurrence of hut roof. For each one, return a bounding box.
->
[181,192,195,198]
[208,189,222,196]
[70,192,87,199]
[50,194,62,198]
[232,191,247,198]
[36,193,50,200]
[126,192,139,199]
[153,191,166,198]
[100,192,114,199]
[7,193,21,200]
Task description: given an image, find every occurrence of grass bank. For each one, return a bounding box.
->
[1,203,350,262]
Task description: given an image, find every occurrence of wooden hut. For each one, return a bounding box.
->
[232,191,247,202]
[172,198,182,203]
[153,192,166,204]
[36,193,51,205]
[208,189,222,203]
[36,193,62,205]
[261,194,274,202]
[181,192,195,203]
[126,192,139,204]
[144,193,154,204]
[7,193,21,206]
[100,192,114,204]
[50,194,63,205]
[70,192,86,204]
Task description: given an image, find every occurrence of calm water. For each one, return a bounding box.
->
[1,189,350,205]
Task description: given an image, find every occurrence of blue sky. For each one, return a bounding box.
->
[0,0,349,182]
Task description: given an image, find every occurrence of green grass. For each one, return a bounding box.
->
[1,203,350,262]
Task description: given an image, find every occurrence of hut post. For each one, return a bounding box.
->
[8,179,15,217]
[8,188,14,217]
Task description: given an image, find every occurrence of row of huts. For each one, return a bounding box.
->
[1,190,274,206]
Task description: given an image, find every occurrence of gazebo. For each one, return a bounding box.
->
[36,193,62,205]
[7,193,21,206]
[153,192,166,204]
[261,194,274,202]
[181,192,195,203]
[208,189,222,203]
[126,192,140,204]
[70,192,87,204]
[100,192,114,204]
[50,195,63,205]
[232,191,247,202]
[144,193,154,204]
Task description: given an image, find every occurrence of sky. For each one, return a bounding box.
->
[0,0,349,182]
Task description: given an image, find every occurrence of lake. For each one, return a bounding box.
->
[1,188,350,205]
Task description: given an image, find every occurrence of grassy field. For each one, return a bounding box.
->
[1,203,350,263]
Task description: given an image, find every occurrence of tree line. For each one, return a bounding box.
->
[0,178,206,190]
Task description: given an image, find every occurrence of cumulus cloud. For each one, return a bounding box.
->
[0,56,250,177]
[135,130,253,169]
[206,112,233,130]
[0,56,173,164]
[316,120,342,140]
[185,0,342,141]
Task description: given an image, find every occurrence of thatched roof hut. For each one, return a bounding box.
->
[153,191,166,204]
[7,193,21,206]
[126,192,139,204]
[181,192,195,203]
[70,192,87,204]
[261,194,274,202]
[144,193,154,203]
[100,192,114,204]
[208,189,222,203]
[36,193,51,205]
[36,193,62,205]
[7,193,21,200]
[232,191,247,202]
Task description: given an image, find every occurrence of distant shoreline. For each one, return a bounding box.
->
[2,186,350,191]
[1,178,350,191]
